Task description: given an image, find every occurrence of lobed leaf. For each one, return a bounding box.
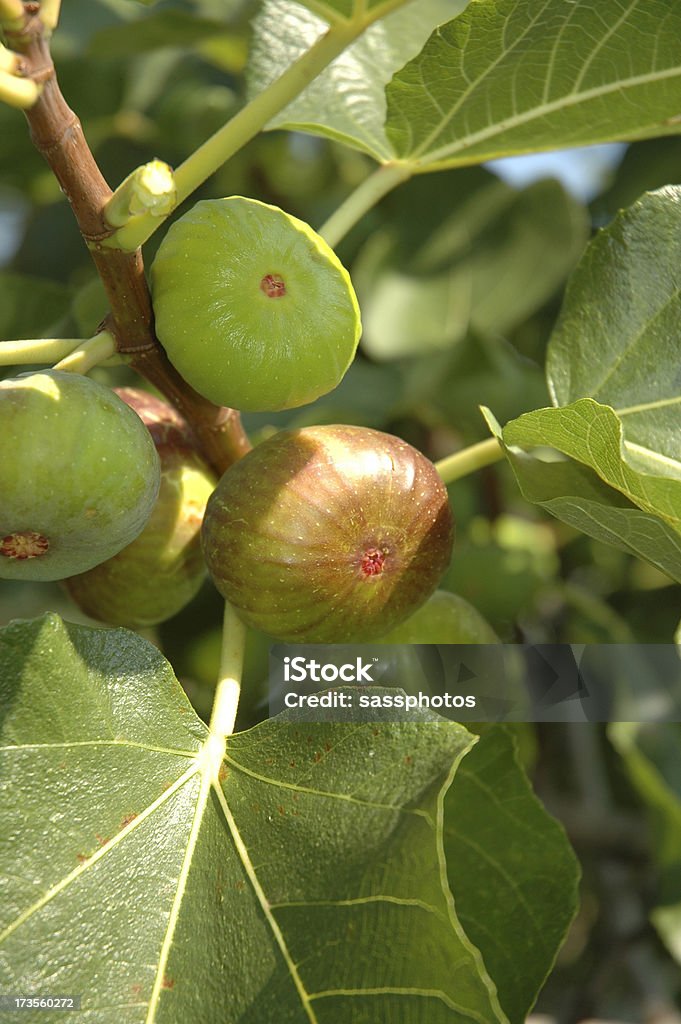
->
[0,615,518,1023]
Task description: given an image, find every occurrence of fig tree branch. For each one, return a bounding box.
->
[3,4,250,476]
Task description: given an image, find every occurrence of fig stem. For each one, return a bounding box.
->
[0,67,40,108]
[209,601,247,740]
[38,0,61,33]
[319,162,413,248]
[52,330,116,374]
[105,20,366,252]
[435,436,504,484]
[0,337,84,365]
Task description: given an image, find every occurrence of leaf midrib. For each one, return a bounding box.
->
[411,64,681,166]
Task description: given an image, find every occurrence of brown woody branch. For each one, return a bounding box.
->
[4,3,250,475]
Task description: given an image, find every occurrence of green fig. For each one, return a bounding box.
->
[0,371,160,582]
[150,196,361,412]
[65,389,215,627]
[201,425,454,642]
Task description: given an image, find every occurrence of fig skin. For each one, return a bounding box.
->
[374,590,498,643]
[0,371,161,582]
[65,390,216,628]
[201,425,454,643]
[150,196,361,412]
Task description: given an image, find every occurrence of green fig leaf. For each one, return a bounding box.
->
[0,273,72,342]
[0,614,513,1023]
[503,400,681,530]
[385,0,681,169]
[87,12,233,58]
[445,726,580,1023]
[484,411,681,584]
[248,0,462,161]
[546,186,681,463]
[496,187,681,576]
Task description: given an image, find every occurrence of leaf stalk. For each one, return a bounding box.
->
[319,161,412,248]
[106,20,366,252]
[0,337,84,365]
[52,330,116,374]
[209,601,247,741]
[435,436,505,484]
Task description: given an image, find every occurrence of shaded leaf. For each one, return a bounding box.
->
[610,722,681,963]
[445,726,580,1023]
[88,11,233,57]
[354,174,588,359]
[248,0,462,160]
[386,0,681,169]
[0,273,72,342]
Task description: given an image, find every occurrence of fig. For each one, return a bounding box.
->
[374,590,499,643]
[150,196,361,412]
[201,425,454,642]
[0,371,161,582]
[65,389,216,627]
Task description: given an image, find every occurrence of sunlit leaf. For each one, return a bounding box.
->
[386,0,681,169]
[0,614,513,1023]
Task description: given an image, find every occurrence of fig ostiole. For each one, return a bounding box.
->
[65,389,216,628]
[374,590,499,644]
[150,196,361,412]
[201,425,454,643]
[0,371,161,582]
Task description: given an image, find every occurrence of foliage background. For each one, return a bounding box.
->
[1,1,680,1020]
